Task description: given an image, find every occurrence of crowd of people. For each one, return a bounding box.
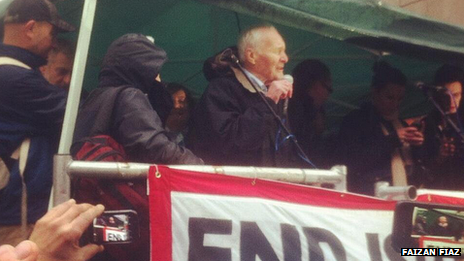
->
[1,0,464,260]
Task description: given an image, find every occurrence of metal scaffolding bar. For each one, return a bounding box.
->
[65,161,347,197]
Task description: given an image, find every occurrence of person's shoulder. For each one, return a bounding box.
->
[117,85,144,96]
[0,64,38,83]
[116,86,150,104]
[111,86,153,112]
[205,75,243,96]
[208,75,238,88]
[95,85,144,100]
[339,104,374,131]
[0,66,66,98]
[342,108,364,122]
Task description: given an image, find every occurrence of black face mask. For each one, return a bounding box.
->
[146,80,173,125]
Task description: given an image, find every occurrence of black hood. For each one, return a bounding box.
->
[99,33,167,93]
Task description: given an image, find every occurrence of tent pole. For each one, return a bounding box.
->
[52,0,98,207]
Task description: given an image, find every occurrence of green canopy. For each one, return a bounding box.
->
[199,0,464,62]
[2,0,464,130]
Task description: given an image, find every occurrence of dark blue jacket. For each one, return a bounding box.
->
[0,44,67,225]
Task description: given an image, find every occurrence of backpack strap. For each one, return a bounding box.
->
[102,182,135,210]
[9,138,31,239]
[0,158,10,189]
[0,57,31,70]
[0,56,32,237]
[19,139,30,238]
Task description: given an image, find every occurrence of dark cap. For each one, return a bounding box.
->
[4,0,75,32]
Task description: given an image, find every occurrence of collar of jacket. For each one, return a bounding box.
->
[231,67,267,94]
[0,44,47,69]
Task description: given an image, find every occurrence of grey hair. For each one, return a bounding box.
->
[237,24,276,62]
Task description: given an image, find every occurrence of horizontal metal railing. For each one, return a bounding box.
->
[53,155,347,205]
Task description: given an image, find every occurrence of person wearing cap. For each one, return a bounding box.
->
[0,0,74,245]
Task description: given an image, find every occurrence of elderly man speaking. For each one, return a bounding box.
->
[193,25,298,167]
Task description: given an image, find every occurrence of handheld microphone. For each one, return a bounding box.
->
[282,75,293,116]
[283,74,294,84]
[415,82,445,92]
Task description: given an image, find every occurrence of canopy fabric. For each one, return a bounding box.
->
[0,0,462,130]
[198,0,464,62]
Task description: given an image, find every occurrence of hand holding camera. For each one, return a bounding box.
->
[29,199,105,261]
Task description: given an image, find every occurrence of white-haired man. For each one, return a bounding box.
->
[193,25,297,167]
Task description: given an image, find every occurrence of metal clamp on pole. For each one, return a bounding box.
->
[375,181,417,201]
[53,154,73,205]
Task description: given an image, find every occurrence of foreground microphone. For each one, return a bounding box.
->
[415,82,445,92]
[282,74,293,116]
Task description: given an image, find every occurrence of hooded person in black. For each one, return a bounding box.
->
[71,34,202,261]
[72,33,202,165]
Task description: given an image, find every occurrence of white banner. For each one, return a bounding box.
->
[149,166,458,261]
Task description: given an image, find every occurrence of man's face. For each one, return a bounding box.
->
[248,28,288,84]
[41,51,73,90]
[445,81,462,113]
[31,21,57,59]
[438,216,448,228]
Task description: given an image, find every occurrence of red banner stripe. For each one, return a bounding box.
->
[150,166,396,210]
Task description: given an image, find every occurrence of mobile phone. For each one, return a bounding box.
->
[88,210,139,244]
[392,201,464,252]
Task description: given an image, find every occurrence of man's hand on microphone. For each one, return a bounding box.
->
[265,79,293,104]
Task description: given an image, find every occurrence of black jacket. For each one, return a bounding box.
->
[418,110,464,189]
[72,34,202,165]
[192,74,298,167]
[337,102,404,195]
